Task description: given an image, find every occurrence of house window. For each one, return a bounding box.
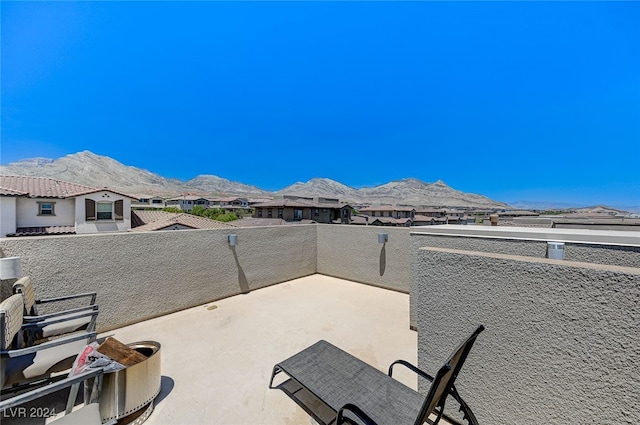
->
[268,208,273,218]
[97,202,113,220]
[38,202,55,216]
[294,209,303,220]
[314,209,319,217]
[114,200,124,221]
[278,208,283,218]
[257,209,263,218]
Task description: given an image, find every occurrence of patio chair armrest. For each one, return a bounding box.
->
[337,403,378,425]
[3,331,97,357]
[388,359,434,382]
[22,309,98,329]
[22,305,98,322]
[0,368,104,412]
[388,361,478,425]
[36,292,97,305]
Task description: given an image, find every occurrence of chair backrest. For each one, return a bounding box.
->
[414,325,485,425]
[0,294,24,350]
[13,276,37,315]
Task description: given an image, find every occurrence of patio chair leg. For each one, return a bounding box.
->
[269,366,282,389]
[66,382,81,414]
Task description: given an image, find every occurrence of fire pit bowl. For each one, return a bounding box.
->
[99,341,162,425]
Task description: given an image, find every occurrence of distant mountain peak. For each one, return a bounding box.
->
[1,151,510,208]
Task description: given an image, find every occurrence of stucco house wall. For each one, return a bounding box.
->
[74,192,133,234]
[15,197,76,228]
[0,197,17,237]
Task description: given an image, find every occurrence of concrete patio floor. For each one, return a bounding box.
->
[2,274,420,425]
[102,274,417,425]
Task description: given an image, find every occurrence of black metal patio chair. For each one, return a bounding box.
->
[1,294,98,393]
[270,325,484,425]
[13,276,98,344]
[0,367,116,425]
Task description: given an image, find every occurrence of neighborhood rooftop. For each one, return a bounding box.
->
[1,175,637,239]
[131,210,237,232]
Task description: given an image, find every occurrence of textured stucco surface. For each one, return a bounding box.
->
[317,224,410,293]
[0,225,316,330]
[409,228,640,329]
[411,230,640,267]
[414,247,640,424]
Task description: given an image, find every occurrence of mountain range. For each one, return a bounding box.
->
[2,150,509,208]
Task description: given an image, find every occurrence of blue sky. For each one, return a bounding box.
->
[2,1,639,207]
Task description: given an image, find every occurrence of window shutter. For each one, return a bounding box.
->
[114,200,124,220]
[85,199,96,221]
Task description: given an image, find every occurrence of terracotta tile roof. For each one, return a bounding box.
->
[0,175,96,198]
[369,217,413,225]
[413,214,436,221]
[359,205,415,212]
[253,199,349,209]
[349,216,371,225]
[130,210,237,232]
[413,215,447,223]
[0,175,138,199]
[217,197,246,202]
[253,199,317,208]
[166,195,209,201]
[0,187,27,196]
[132,210,175,224]
[248,198,273,204]
[7,226,76,237]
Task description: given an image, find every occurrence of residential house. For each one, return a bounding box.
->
[247,198,273,206]
[350,213,414,227]
[358,205,415,221]
[412,214,447,226]
[165,195,210,212]
[415,208,447,218]
[369,217,413,227]
[0,175,137,237]
[252,199,351,224]
[211,197,249,209]
[209,197,250,214]
[131,195,167,209]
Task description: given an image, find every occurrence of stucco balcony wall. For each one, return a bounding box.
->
[409,225,640,328]
[0,225,317,330]
[411,225,640,267]
[316,224,411,293]
[414,247,640,425]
